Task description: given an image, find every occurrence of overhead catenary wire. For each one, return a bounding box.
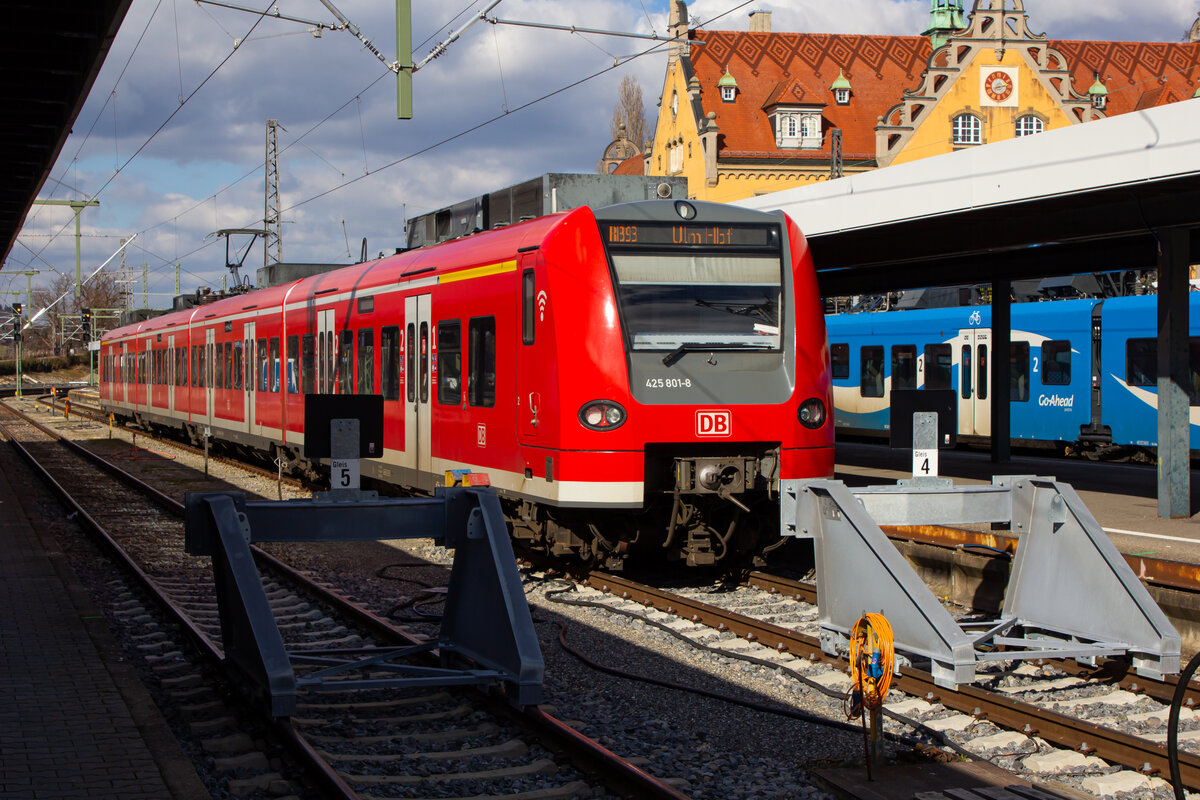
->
[15,0,756,295]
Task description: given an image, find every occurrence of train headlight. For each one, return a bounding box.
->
[579,400,626,431]
[797,398,827,429]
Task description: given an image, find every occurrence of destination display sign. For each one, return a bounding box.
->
[602,223,777,249]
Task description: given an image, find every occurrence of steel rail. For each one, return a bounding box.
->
[0,405,361,800]
[2,400,689,800]
[587,569,1200,789]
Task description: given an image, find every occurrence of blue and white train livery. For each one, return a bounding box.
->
[824,294,1200,455]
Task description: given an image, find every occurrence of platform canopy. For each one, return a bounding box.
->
[1,0,132,266]
[737,98,1200,296]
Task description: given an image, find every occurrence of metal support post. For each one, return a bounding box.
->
[1156,227,1190,518]
[990,279,1011,463]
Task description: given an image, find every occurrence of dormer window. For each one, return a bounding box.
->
[1088,71,1108,111]
[830,69,852,106]
[773,108,823,149]
[717,66,738,102]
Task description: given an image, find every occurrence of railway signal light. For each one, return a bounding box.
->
[11,302,21,316]
[81,308,92,340]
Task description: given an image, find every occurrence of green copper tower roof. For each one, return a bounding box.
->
[923,0,966,50]
[830,69,851,91]
[717,66,738,88]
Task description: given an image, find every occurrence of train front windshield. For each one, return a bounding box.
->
[603,222,784,352]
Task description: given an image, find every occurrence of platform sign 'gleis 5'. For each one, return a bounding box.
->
[696,410,732,438]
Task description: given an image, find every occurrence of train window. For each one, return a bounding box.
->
[469,316,496,408]
[438,320,462,405]
[287,335,300,394]
[1192,339,1200,406]
[610,253,782,352]
[233,342,243,391]
[302,334,316,395]
[977,345,988,400]
[860,346,884,398]
[522,269,535,345]
[215,343,225,389]
[1127,338,1200,406]
[190,346,197,387]
[381,326,400,401]
[324,331,334,394]
[197,346,206,389]
[222,342,231,389]
[924,344,952,390]
[245,339,253,391]
[357,296,374,314]
[1126,338,1156,387]
[406,323,416,403]
[317,334,326,394]
[338,330,354,394]
[257,338,269,392]
[419,322,429,404]
[270,337,281,393]
[831,343,849,379]
[357,329,374,394]
[1009,342,1029,402]
[1041,340,1071,385]
[961,345,972,399]
[892,345,917,390]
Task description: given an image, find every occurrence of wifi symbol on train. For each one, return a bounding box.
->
[537,291,548,322]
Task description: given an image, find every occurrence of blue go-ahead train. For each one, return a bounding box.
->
[824,294,1200,457]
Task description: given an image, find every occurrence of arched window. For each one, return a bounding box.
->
[1015,115,1044,137]
[800,114,820,139]
[785,116,797,137]
[952,114,981,145]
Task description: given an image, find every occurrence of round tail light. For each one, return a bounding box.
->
[798,397,827,429]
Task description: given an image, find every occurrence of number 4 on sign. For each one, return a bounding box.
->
[912,448,938,479]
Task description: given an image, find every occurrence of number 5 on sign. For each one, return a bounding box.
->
[912,448,938,478]
[331,458,360,490]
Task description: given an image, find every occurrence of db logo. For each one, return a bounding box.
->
[477,424,487,447]
[696,410,732,438]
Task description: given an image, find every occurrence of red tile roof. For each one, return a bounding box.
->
[612,153,646,175]
[1050,39,1200,116]
[688,29,1200,164]
[690,30,932,163]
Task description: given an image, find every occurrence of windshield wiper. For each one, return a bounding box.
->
[662,342,773,367]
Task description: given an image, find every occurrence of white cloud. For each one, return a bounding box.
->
[6,0,1198,303]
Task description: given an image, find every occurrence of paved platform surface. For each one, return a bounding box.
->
[0,455,208,799]
[836,441,1200,564]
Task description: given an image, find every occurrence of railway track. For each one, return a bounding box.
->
[27,389,1200,796]
[559,569,1200,796]
[0,399,692,800]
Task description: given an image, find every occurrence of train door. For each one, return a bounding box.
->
[317,309,335,394]
[205,328,215,427]
[403,295,432,487]
[120,342,128,404]
[957,328,991,437]
[168,335,175,411]
[516,259,541,446]
[244,321,256,436]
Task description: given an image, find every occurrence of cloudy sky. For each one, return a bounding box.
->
[6,0,1199,306]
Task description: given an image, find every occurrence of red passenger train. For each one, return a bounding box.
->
[99,200,833,568]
